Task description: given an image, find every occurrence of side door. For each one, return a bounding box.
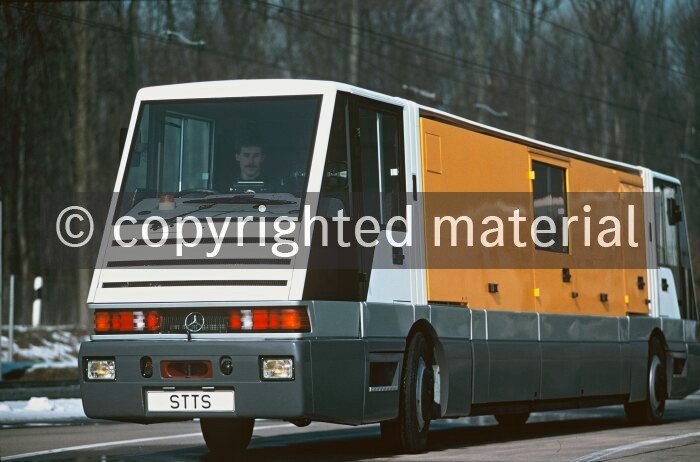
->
[350,96,412,304]
[654,181,694,319]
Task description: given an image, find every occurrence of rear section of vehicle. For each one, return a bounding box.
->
[81,303,324,422]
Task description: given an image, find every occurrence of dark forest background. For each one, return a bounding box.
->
[1,0,699,325]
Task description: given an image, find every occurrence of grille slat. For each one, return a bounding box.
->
[161,312,230,334]
[102,280,288,288]
[111,237,293,246]
[106,258,291,268]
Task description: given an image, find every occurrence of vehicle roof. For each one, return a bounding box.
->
[136,79,678,182]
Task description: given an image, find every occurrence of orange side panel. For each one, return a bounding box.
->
[419,117,648,316]
[620,181,649,314]
[420,118,534,311]
[528,150,578,313]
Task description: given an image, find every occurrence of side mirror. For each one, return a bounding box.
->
[667,198,683,225]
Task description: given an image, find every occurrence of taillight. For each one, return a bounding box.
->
[145,311,161,332]
[94,307,310,334]
[280,308,304,330]
[113,311,134,332]
[95,312,111,333]
[269,310,281,329]
[228,307,309,332]
[252,310,269,329]
[229,311,242,330]
[94,310,157,334]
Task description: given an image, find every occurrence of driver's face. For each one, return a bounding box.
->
[235,146,265,180]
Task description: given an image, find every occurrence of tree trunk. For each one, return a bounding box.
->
[522,0,538,138]
[75,0,91,326]
[348,0,360,85]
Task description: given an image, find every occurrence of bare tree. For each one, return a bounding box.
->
[0,0,698,323]
[572,0,626,159]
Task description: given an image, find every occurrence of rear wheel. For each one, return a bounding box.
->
[494,412,530,427]
[624,337,667,425]
[381,331,435,453]
[200,418,254,454]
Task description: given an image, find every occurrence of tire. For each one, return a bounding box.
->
[379,419,401,449]
[200,418,254,454]
[624,337,667,425]
[494,412,530,427]
[382,331,435,453]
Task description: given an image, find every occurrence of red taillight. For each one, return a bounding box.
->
[95,312,111,332]
[94,310,158,334]
[94,308,310,334]
[145,311,161,332]
[280,308,304,330]
[253,309,269,329]
[229,311,242,329]
[268,310,281,329]
[113,311,134,332]
[228,308,309,332]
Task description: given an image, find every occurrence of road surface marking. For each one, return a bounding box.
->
[573,431,700,462]
[3,422,294,461]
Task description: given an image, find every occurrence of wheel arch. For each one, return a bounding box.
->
[629,326,669,403]
[404,319,450,417]
[649,327,668,352]
[649,327,671,401]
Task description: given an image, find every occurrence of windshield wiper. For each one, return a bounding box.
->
[183,195,296,206]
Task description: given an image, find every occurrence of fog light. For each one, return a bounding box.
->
[140,356,153,378]
[261,358,294,380]
[87,359,116,380]
[220,356,233,375]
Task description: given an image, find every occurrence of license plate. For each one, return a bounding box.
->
[146,390,234,412]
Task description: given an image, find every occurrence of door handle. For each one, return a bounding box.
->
[661,278,669,292]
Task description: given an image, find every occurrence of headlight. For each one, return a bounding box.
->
[86,359,116,380]
[261,358,294,380]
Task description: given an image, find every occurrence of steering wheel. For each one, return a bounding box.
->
[174,188,221,198]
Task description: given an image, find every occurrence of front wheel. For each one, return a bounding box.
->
[381,331,435,453]
[200,417,254,454]
[624,337,667,425]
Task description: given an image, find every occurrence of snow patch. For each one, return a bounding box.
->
[1,326,88,364]
[0,398,87,425]
[27,360,77,371]
[25,397,55,412]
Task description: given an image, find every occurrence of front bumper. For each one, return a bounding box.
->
[79,339,312,423]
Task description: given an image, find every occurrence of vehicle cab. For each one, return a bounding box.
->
[80,80,421,433]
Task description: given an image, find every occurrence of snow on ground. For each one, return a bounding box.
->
[1,326,87,363]
[27,360,78,371]
[1,327,88,381]
[0,397,87,425]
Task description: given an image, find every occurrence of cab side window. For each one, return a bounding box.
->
[319,94,351,217]
[356,105,405,225]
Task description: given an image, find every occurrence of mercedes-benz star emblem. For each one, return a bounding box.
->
[184,312,205,333]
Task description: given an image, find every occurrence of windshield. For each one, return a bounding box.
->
[116,96,321,219]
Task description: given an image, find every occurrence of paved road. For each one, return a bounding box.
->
[2,397,700,461]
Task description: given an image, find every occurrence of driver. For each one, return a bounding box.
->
[235,144,266,181]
